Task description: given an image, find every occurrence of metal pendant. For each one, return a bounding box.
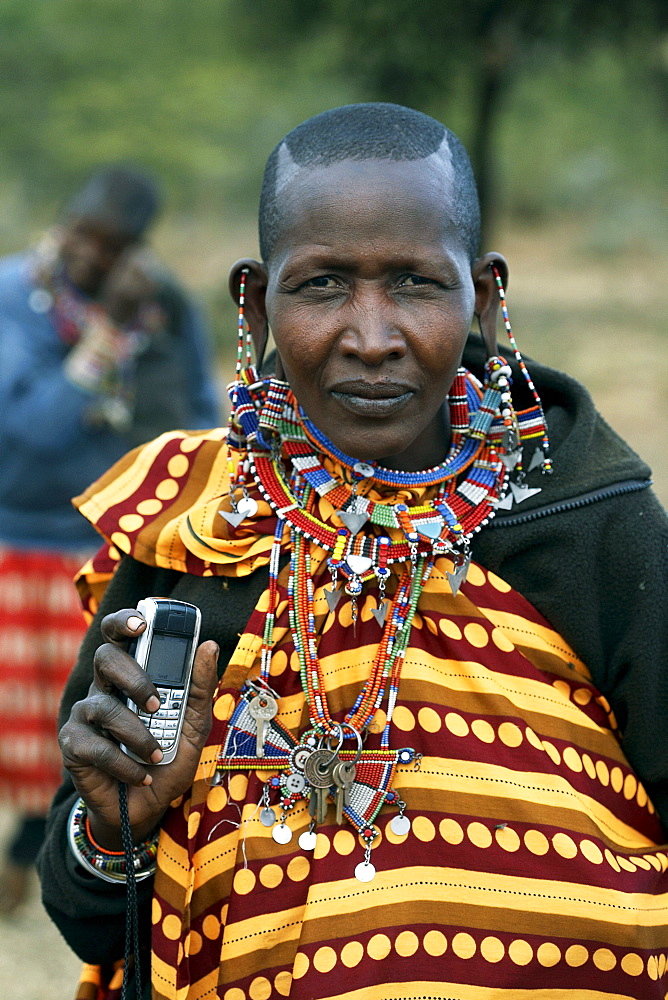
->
[371,598,389,628]
[500,448,522,470]
[509,481,541,504]
[298,829,317,851]
[218,506,246,528]
[272,822,293,845]
[527,447,545,472]
[354,860,376,883]
[336,510,369,534]
[324,586,343,612]
[236,496,259,518]
[390,813,411,836]
[495,492,515,511]
[260,807,277,827]
[446,552,471,596]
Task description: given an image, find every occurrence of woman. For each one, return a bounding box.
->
[0,165,219,912]
[40,105,667,999]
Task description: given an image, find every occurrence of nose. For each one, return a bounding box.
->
[338,291,407,366]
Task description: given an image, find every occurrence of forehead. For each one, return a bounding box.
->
[271,154,464,262]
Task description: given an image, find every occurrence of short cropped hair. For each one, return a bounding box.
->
[259,103,481,263]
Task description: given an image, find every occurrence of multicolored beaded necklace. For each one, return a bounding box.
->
[215,271,552,877]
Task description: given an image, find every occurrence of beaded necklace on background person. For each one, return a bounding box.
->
[214,266,551,881]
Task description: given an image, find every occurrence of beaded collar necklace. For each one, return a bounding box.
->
[216,359,547,878]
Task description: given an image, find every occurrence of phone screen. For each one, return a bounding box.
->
[146,633,191,686]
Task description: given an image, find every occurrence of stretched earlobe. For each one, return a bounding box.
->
[472,252,509,360]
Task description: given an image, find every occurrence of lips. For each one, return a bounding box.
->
[329,379,415,417]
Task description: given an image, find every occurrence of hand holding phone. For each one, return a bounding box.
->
[124,598,201,765]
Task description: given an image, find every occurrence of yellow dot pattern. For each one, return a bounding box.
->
[272,932,665,989]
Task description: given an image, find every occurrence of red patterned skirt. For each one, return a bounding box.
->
[0,545,88,814]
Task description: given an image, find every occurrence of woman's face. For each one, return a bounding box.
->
[255,158,490,471]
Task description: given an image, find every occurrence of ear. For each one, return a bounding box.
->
[228,258,269,366]
[471,252,509,359]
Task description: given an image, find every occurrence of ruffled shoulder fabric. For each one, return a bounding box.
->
[72,428,278,618]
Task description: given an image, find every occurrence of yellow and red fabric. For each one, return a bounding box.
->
[73,430,668,1000]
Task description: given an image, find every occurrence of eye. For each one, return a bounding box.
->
[397,274,436,287]
[303,275,340,289]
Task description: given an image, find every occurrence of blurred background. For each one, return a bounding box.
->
[0,0,666,995]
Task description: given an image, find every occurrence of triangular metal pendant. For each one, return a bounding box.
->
[336,509,369,534]
[509,481,542,504]
[527,447,545,472]
[371,598,389,627]
[500,448,522,470]
[324,586,343,612]
[495,492,515,511]
[219,508,245,528]
[446,553,471,596]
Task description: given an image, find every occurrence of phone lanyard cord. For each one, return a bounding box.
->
[119,781,143,1000]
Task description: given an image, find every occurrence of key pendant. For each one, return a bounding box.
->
[332,760,356,825]
[248,694,278,758]
[304,748,336,824]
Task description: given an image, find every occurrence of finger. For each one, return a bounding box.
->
[93,642,160,713]
[175,640,220,755]
[59,702,157,787]
[100,608,147,645]
[76,693,163,763]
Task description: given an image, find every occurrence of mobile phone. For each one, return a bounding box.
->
[123,598,201,765]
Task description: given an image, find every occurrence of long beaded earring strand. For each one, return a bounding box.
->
[491,263,552,476]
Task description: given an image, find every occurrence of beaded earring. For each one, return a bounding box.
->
[491,263,552,477]
[235,267,253,378]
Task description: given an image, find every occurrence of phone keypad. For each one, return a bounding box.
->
[137,686,182,751]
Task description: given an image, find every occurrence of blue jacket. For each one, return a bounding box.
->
[0,253,220,550]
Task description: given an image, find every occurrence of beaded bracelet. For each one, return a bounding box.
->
[67,797,159,884]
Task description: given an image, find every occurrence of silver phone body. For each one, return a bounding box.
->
[123,597,201,765]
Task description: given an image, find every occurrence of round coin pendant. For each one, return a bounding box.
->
[390,814,411,836]
[236,496,259,518]
[260,807,277,827]
[298,830,317,851]
[354,860,376,883]
[272,823,293,845]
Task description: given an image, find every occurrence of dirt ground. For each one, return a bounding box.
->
[0,807,82,1000]
[0,220,665,1000]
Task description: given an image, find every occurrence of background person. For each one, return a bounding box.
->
[0,164,220,913]
[40,106,667,999]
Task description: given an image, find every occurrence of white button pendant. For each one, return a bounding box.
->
[354,860,376,883]
[272,823,293,845]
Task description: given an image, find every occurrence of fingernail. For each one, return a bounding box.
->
[145,695,160,713]
[142,774,153,786]
[151,748,164,764]
[127,616,144,632]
